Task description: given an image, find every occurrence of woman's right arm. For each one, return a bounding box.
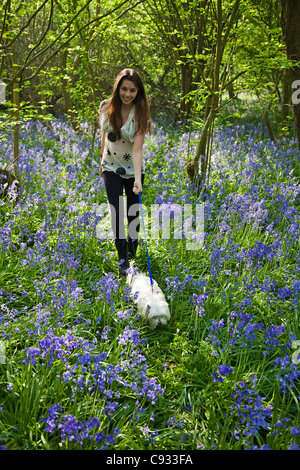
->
[100,131,105,175]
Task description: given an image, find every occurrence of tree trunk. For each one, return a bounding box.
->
[190,0,240,190]
[12,48,20,177]
[179,62,194,120]
[280,0,300,149]
[60,48,79,132]
[280,67,291,137]
[192,0,224,187]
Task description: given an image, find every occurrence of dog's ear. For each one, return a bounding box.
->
[157,302,171,319]
[141,304,150,318]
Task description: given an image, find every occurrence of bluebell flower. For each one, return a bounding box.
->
[271,418,291,435]
[247,444,270,450]
[230,377,273,440]
[140,425,159,443]
[277,286,292,300]
[23,346,41,365]
[212,364,234,383]
[0,437,7,450]
[287,443,300,450]
[290,426,300,435]
[101,326,110,340]
[167,416,184,428]
[273,355,300,393]
[41,403,119,448]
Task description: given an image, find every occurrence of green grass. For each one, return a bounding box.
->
[0,101,299,450]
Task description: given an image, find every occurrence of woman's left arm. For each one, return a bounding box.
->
[132,131,145,194]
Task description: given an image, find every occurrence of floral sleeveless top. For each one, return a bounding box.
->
[99,100,145,179]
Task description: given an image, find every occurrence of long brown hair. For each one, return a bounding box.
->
[108,68,151,139]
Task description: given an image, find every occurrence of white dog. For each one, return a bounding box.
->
[126,265,171,330]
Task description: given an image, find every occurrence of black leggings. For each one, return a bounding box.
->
[102,171,144,241]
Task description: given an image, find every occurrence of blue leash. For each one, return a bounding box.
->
[138,192,154,289]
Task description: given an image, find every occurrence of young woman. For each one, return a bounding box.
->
[99,68,151,275]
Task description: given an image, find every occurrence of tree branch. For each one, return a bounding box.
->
[5,0,135,87]
[0,0,50,49]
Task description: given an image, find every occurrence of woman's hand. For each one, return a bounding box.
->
[133,179,142,194]
[132,132,145,195]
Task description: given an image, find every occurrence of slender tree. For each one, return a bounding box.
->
[190,0,241,191]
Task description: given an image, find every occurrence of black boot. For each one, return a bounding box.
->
[128,237,138,259]
[115,239,129,276]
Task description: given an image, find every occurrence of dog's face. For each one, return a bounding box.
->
[144,300,170,330]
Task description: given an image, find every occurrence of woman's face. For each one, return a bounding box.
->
[119,79,138,106]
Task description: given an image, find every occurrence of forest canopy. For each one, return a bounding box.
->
[1,0,300,182]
